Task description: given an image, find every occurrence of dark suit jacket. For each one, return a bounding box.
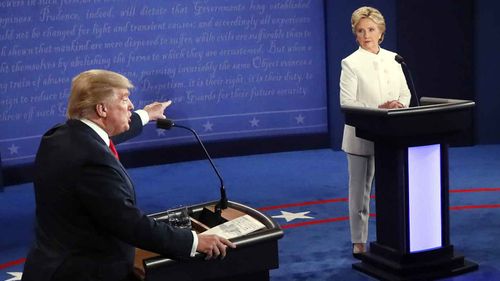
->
[22,113,193,281]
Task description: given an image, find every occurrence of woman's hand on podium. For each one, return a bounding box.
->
[197,234,236,260]
[379,100,405,109]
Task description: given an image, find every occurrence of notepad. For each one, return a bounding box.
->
[202,214,265,239]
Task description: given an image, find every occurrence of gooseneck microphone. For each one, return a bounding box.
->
[156,119,228,219]
[395,54,420,107]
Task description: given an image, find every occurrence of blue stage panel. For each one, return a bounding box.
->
[0,0,327,166]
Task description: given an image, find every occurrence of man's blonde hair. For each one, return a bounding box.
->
[66,69,133,119]
[351,6,386,44]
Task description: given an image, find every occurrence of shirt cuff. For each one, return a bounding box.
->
[135,110,150,126]
[190,231,198,257]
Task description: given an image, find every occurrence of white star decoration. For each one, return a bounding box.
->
[295,114,305,124]
[156,128,166,136]
[5,272,22,281]
[249,117,260,127]
[203,121,214,131]
[8,144,19,155]
[272,211,314,222]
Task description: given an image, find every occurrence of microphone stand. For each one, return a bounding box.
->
[395,55,420,107]
[402,62,420,107]
[156,119,228,223]
[174,124,228,214]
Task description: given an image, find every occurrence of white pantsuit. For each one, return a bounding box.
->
[340,47,411,243]
[347,153,375,243]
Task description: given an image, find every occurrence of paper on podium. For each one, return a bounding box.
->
[202,214,265,239]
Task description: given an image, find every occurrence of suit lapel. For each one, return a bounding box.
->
[67,119,137,203]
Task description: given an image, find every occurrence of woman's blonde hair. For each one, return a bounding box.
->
[66,69,133,119]
[351,6,386,43]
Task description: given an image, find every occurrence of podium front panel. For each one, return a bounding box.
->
[408,144,442,252]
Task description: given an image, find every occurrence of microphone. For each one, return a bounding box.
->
[156,119,228,220]
[395,54,420,107]
[394,54,405,64]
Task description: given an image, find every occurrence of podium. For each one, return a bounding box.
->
[342,97,478,280]
[134,200,284,281]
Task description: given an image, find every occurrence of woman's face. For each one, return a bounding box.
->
[355,17,382,54]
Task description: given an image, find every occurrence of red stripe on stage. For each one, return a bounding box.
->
[280,213,376,229]
[0,258,26,270]
[450,204,500,210]
[258,188,500,211]
[257,198,348,211]
[281,216,349,229]
[257,195,376,211]
[280,204,500,229]
[450,187,500,193]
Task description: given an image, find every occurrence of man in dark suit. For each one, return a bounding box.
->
[22,69,235,281]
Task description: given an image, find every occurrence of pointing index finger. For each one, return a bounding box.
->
[164,100,172,106]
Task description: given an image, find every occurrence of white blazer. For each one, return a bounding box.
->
[340,47,411,155]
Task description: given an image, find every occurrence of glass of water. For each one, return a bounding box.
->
[167,206,192,229]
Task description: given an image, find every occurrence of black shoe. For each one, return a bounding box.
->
[352,252,363,259]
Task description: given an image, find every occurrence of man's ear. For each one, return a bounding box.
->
[96,103,107,118]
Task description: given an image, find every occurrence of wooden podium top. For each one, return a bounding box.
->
[134,204,248,280]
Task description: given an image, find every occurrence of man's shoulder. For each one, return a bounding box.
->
[35,120,115,176]
[43,120,98,140]
[39,120,105,158]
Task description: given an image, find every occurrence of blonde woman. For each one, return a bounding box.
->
[339,7,411,258]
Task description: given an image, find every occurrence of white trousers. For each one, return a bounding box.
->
[347,153,375,243]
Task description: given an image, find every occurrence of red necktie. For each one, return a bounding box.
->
[109,139,120,160]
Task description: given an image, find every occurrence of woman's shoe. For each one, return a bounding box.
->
[352,243,366,259]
